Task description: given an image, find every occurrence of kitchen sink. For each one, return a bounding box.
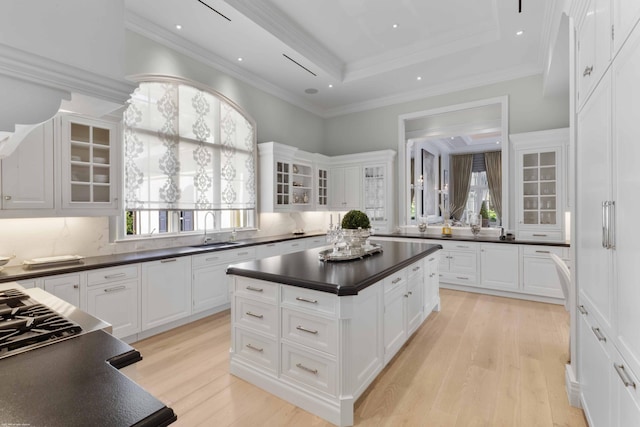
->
[190,241,241,248]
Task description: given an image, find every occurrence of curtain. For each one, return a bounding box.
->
[450,154,473,220]
[484,150,502,219]
[123,81,256,210]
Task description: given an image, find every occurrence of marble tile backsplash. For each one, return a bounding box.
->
[0,212,335,267]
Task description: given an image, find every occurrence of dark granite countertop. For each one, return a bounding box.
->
[375,231,570,247]
[0,232,326,283]
[227,239,442,296]
[0,329,176,427]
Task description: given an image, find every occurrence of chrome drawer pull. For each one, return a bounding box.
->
[578,305,588,315]
[161,258,177,263]
[614,364,636,389]
[296,325,318,335]
[535,250,550,254]
[391,277,402,284]
[237,252,249,256]
[456,245,469,248]
[206,257,220,262]
[73,284,79,289]
[104,286,126,293]
[428,257,435,262]
[592,327,607,342]
[246,343,263,353]
[246,311,263,319]
[412,266,421,272]
[532,234,547,237]
[295,297,318,304]
[296,363,318,375]
[246,286,263,292]
[104,273,126,279]
[266,244,276,247]
[456,276,469,280]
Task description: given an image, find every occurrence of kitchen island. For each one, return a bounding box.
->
[226,240,441,426]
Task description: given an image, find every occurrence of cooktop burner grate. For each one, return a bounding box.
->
[0,288,30,306]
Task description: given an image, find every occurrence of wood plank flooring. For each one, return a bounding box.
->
[121,289,587,426]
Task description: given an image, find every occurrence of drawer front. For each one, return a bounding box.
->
[282,308,337,355]
[234,297,278,337]
[407,259,424,280]
[521,245,567,258]
[234,328,278,374]
[383,269,408,295]
[192,247,256,268]
[518,230,564,242]
[87,265,139,287]
[304,237,327,249]
[438,241,478,252]
[234,277,278,303]
[281,286,336,316]
[439,271,477,286]
[279,240,306,255]
[281,343,337,396]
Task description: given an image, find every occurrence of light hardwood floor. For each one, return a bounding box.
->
[121,289,587,426]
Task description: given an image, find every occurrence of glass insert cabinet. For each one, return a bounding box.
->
[522,151,557,226]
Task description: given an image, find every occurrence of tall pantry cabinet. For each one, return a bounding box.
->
[574,1,640,425]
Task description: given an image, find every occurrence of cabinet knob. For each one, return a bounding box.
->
[4,195,11,200]
[583,65,593,77]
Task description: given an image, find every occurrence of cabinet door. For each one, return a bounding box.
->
[141,257,191,330]
[43,273,81,307]
[60,115,119,212]
[522,255,564,298]
[424,254,440,312]
[329,167,346,209]
[383,287,406,363]
[192,263,228,314]
[343,166,361,209]
[274,160,291,210]
[406,276,423,336]
[87,280,140,338]
[612,353,640,427]
[613,0,640,53]
[613,27,640,377]
[316,166,328,209]
[577,72,614,332]
[480,244,519,291]
[1,120,54,210]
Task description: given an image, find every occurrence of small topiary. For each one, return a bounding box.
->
[480,201,489,219]
[341,210,371,229]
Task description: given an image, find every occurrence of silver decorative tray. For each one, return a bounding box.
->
[318,244,383,262]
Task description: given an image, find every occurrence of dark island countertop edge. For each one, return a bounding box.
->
[375,232,570,247]
[227,244,442,296]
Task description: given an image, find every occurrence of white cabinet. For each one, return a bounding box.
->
[576,0,612,109]
[191,247,255,314]
[85,265,140,339]
[383,271,407,363]
[438,241,478,286]
[0,120,55,211]
[330,165,361,210]
[315,163,329,210]
[43,273,82,308]
[406,261,424,336]
[480,243,519,292]
[521,246,567,299]
[60,114,120,213]
[512,129,568,242]
[303,236,327,249]
[363,163,393,232]
[290,161,313,209]
[424,253,440,313]
[141,257,192,330]
[613,0,640,53]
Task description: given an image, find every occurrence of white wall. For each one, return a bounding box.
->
[125,31,325,153]
[323,74,569,156]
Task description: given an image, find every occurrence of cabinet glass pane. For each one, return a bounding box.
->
[539,151,556,166]
[523,182,538,195]
[93,186,110,203]
[524,211,538,224]
[71,184,91,202]
[93,127,110,146]
[523,153,538,167]
[523,168,538,182]
[539,166,556,181]
[364,166,385,220]
[70,123,90,143]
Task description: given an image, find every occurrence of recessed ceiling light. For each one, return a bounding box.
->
[451,137,455,140]
[237,57,243,62]
[328,84,333,88]
[175,24,182,30]
[417,76,422,81]
[516,30,524,36]
[496,141,501,144]
[392,23,399,29]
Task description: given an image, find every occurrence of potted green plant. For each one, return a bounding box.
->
[480,201,490,227]
[341,210,371,252]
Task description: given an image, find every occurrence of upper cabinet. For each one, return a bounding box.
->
[0,119,55,211]
[613,0,640,53]
[329,165,361,211]
[60,114,120,213]
[511,129,568,242]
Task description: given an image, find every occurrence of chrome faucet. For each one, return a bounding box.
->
[203,211,216,244]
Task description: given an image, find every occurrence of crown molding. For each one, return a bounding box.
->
[125,10,325,117]
[323,65,542,118]
[225,0,344,80]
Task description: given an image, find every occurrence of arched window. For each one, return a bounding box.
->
[122,77,256,236]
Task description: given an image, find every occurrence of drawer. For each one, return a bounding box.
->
[282,308,337,355]
[439,271,477,286]
[383,269,407,294]
[407,259,424,280]
[234,277,278,303]
[279,240,306,255]
[517,230,564,242]
[234,297,278,337]
[234,328,278,374]
[192,247,255,268]
[281,343,337,397]
[522,245,567,258]
[438,241,478,252]
[281,286,336,316]
[87,265,138,287]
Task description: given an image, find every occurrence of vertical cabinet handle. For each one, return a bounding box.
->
[608,201,615,249]
[591,327,607,342]
[602,201,608,248]
[578,305,588,315]
[614,364,636,389]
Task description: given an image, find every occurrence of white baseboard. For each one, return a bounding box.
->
[440,283,564,305]
[565,364,581,408]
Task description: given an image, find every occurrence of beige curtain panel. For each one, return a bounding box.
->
[450,154,473,220]
[484,150,502,220]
